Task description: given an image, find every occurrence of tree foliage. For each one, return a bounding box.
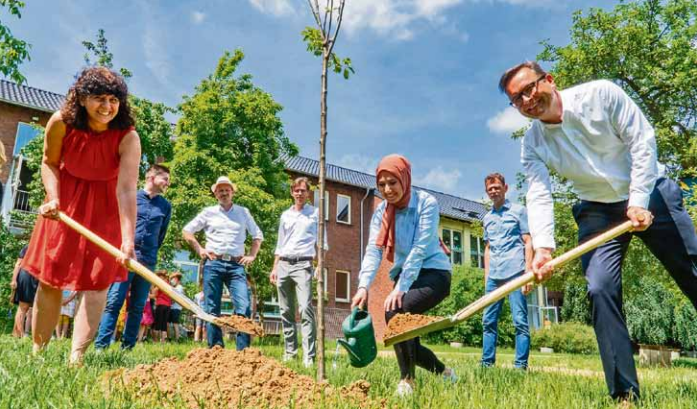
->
[82,29,174,177]
[165,49,297,303]
[0,0,30,84]
[538,0,697,177]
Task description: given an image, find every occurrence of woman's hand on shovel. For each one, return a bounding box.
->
[38,199,60,220]
[117,241,136,267]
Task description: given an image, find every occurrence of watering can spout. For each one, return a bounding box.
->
[337,338,361,361]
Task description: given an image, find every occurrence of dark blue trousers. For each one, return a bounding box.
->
[572,178,697,399]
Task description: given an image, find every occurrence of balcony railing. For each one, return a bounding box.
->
[12,189,35,213]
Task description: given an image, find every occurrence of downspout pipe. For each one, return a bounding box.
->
[359,187,371,264]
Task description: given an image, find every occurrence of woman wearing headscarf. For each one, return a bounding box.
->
[351,154,455,396]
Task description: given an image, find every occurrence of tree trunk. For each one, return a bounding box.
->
[316,46,329,382]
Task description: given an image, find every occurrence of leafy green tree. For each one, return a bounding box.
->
[303,0,352,380]
[165,49,297,309]
[82,28,132,79]
[82,29,174,177]
[0,0,30,84]
[538,0,697,177]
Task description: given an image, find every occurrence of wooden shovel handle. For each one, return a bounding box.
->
[57,211,200,314]
[452,220,634,322]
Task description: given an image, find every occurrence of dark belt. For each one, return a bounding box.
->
[280,256,313,264]
[212,254,243,262]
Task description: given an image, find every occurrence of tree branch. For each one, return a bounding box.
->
[308,0,322,29]
[327,0,345,57]
[327,0,334,41]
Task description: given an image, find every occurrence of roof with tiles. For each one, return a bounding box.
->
[0,80,65,113]
[283,155,487,223]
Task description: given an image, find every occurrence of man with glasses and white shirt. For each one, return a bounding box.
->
[270,177,327,367]
[500,61,697,402]
[183,176,263,350]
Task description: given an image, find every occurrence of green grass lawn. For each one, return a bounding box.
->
[0,335,695,408]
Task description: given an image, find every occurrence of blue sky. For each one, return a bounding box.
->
[7,0,611,202]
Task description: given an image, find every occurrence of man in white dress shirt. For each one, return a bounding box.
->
[270,177,325,367]
[182,176,264,350]
[501,61,697,401]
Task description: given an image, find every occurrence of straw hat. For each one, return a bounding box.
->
[211,176,237,193]
[170,271,183,280]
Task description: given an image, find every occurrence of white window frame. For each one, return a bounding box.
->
[441,228,463,265]
[313,190,329,221]
[471,236,485,269]
[336,194,352,225]
[335,270,351,303]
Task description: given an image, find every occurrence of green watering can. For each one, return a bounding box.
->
[337,307,378,368]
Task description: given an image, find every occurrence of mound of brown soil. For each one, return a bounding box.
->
[214,315,264,337]
[384,313,442,339]
[107,347,381,408]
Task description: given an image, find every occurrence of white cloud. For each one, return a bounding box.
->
[191,11,206,24]
[486,107,530,134]
[414,166,462,193]
[249,0,294,17]
[335,154,378,175]
[142,26,171,88]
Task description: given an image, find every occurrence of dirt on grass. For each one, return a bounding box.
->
[384,313,443,339]
[213,315,264,337]
[106,347,382,409]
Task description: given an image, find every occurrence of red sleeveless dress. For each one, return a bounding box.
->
[22,125,133,291]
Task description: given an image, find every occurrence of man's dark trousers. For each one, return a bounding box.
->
[572,178,697,399]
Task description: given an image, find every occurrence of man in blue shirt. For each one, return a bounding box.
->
[95,164,172,350]
[481,172,532,369]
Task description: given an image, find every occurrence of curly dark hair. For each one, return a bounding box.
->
[60,66,134,130]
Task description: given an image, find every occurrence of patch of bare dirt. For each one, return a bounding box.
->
[214,315,264,337]
[384,313,442,339]
[106,347,382,408]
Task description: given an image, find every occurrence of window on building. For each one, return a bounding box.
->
[452,231,463,265]
[335,270,351,303]
[313,190,329,221]
[441,229,463,265]
[471,236,485,268]
[336,194,351,224]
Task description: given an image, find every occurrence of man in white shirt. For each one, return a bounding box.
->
[182,176,264,350]
[270,177,324,367]
[501,61,697,401]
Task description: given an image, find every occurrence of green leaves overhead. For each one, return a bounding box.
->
[301,27,354,80]
[538,0,697,177]
[0,0,30,84]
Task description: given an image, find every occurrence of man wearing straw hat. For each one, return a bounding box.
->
[183,176,264,350]
[95,164,172,350]
[500,61,697,402]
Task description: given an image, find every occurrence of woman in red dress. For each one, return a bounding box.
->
[22,67,141,364]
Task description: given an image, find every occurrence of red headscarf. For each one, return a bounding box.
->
[375,154,412,262]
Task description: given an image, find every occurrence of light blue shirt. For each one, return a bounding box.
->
[483,200,529,280]
[358,190,451,293]
[522,80,664,249]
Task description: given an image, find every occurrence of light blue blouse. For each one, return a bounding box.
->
[358,190,451,293]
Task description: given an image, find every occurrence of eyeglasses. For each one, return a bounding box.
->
[509,75,546,107]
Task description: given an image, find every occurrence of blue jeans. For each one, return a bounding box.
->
[95,269,153,350]
[203,259,251,350]
[481,271,530,368]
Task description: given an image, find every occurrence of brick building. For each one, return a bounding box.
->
[284,155,488,339]
[0,80,64,228]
